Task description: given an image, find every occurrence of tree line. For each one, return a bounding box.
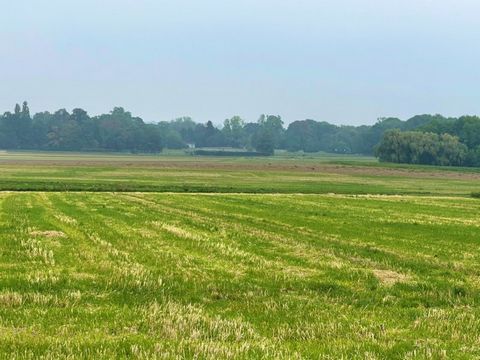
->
[0,103,284,154]
[376,115,480,167]
[1,102,480,166]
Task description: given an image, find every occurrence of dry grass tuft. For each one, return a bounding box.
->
[30,230,66,238]
[373,269,409,286]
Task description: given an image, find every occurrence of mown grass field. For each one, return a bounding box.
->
[1,152,480,358]
[0,151,480,196]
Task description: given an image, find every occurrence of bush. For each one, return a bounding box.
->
[193,150,269,156]
[376,130,467,166]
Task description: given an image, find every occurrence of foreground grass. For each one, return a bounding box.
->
[1,192,480,358]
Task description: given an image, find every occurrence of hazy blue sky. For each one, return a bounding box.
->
[1,0,480,125]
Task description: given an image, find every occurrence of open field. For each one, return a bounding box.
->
[1,151,480,358]
[1,192,480,358]
[0,151,479,196]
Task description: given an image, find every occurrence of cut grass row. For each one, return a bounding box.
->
[1,192,480,358]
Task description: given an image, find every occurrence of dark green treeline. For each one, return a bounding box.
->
[1,102,480,165]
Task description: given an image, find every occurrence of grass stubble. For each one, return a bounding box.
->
[0,190,479,358]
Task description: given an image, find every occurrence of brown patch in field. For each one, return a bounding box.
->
[30,230,66,238]
[1,159,479,180]
[373,269,409,286]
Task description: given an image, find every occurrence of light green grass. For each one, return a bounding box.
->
[1,192,480,358]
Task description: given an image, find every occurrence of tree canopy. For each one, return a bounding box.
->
[2,102,480,166]
[376,130,467,166]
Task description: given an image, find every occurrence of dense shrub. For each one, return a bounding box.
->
[193,150,269,156]
[376,130,467,166]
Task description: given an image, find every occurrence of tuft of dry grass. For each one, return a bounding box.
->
[372,269,410,286]
[30,230,66,238]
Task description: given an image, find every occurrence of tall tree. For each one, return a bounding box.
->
[223,116,245,148]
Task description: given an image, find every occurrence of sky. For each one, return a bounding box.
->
[1,0,480,126]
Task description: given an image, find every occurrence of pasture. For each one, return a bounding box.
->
[0,151,479,196]
[0,152,479,358]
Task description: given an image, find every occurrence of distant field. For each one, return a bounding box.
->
[0,151,479,196]
[1,192,480,358]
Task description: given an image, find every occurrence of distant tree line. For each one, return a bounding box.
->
[376,115,480,167]
[0,103,163,153]
[1,103,480,165]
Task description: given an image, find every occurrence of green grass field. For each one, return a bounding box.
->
[1,151,480,358]
[0,151,479,196]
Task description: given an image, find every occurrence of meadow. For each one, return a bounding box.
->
[0,152,480,358]
[0,151,480,196]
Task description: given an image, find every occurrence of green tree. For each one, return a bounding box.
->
[253,129,275,155]
[223,116,245,148]
[258,114,284,148]
[376,130,467,166]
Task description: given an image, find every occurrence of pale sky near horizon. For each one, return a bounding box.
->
[1,0,479,125]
